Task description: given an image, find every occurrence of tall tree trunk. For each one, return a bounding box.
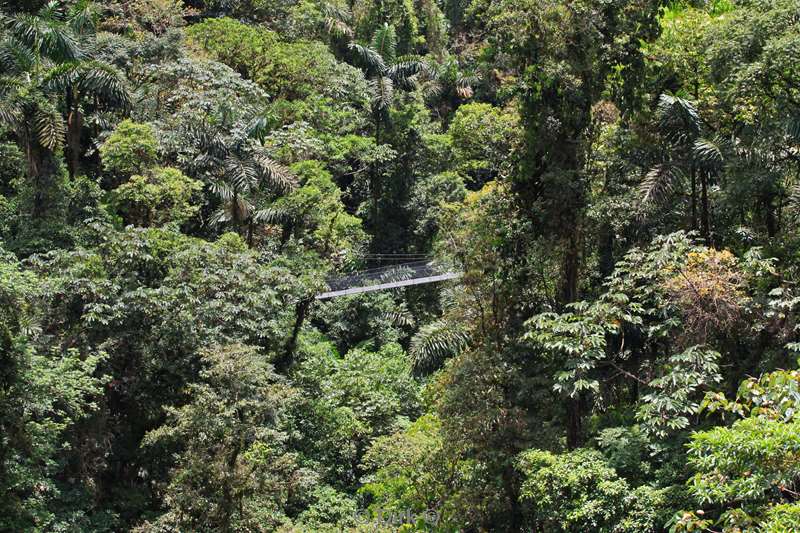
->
[561,228,583,448]
[25,135,58,219]
[559,230,580,308]
[278,297,313,372]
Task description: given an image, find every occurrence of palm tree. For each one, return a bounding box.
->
[0,1,130,192]
[347,24,426,221]
[640,94,724,241]
[417,55,479,124]
[182,119,296,246]
[348,24,425,145]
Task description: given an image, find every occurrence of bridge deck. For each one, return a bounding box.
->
[315,258,462,300]
[316,271,461,300]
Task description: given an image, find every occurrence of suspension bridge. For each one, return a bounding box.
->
[315,256,462,300]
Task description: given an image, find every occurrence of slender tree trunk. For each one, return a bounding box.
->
[690,164,698,232]
[765,194,777,238]
[371,114,382,225]
[66,90,83,179]
[598,223,614,279]
[700,172,710,242]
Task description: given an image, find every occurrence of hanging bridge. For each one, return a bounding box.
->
[316,256,462,300]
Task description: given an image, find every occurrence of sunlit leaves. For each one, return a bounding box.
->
[637,346,722,439]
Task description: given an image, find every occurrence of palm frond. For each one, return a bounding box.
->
[209,207,230,226]
[252,150,297,192]
[224,155,258,192]
[0,86,24,127]
[0,37,36,74]
[75,61,130,108]
[422,80,444,101]
[211,196,253,226]
[693,137,725,173]
[34,102,65,150]
[640,163,685,205]
[8,11,83,63]
[456,74,479,99]
[382,310,415,328]
[348,42,386,74]
[657,93,701,144]
[252,205,291,224]
[68,1,96,36]
[388,57,424,88]
[789,183,800,218]
[787,115,800,143]
[323,3,354,38]
[369,76,394,113]
[209,180,234,201]
[183,121,229,159]
[245,116,272,141]
[44,60,131,110]
[370,24,397,64]
[232,195,253,224]
[410,319,470,372]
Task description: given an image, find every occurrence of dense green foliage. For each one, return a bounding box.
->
[1,0,799,531]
